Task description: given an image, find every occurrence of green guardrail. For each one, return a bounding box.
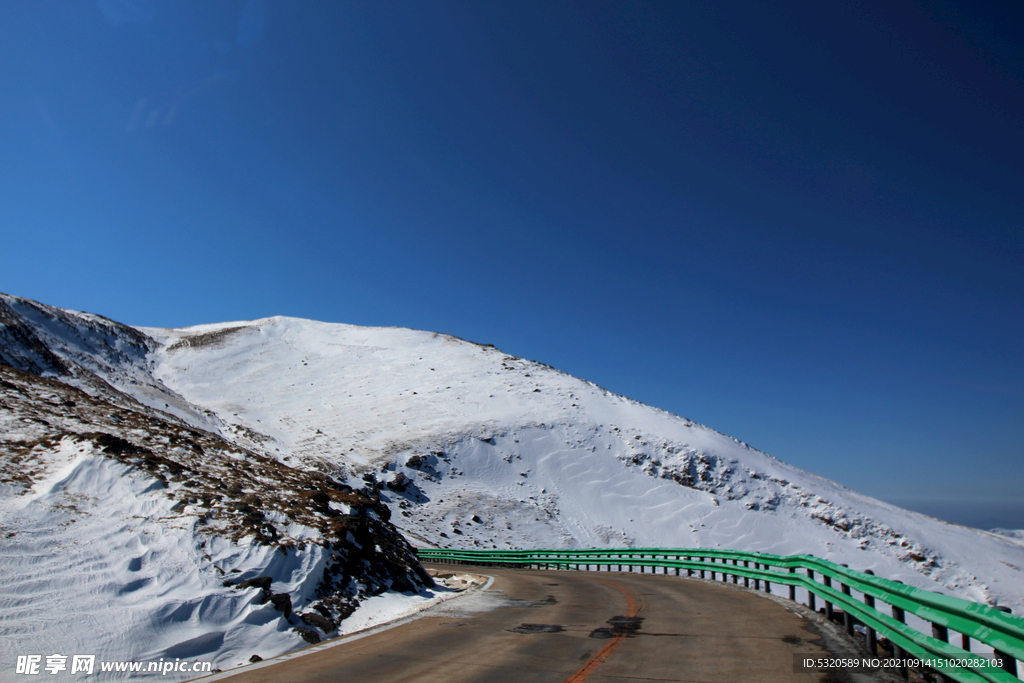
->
[417,547,1023,683]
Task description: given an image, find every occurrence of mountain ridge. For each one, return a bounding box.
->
[2,291,1023,677]
[0,294,437,678]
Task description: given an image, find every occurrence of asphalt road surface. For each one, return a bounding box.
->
[214,564,850,682]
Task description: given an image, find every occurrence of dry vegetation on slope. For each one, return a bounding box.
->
[0,364,431,640]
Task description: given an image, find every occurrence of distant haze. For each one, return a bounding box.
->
[896,499,1024,532]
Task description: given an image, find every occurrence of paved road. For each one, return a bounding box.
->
[216,564,847,682]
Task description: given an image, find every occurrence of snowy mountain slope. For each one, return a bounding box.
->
[2,290,1023,669]
[134,315,1024,614]
[0,362,434,680]
[993,529,1024,543]
[0,294,221,432]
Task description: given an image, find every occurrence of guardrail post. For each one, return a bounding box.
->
[700,557,706,579]
[789,567,796,601]
[763,565,770,594]
[930,622,951,683]
[732,559,739,584]
[823,574,833,620]
[842,583,854,635]
[863,570,877,655]
[743,560,750,587]
[887,580,909,679]
[993,607,1019,676]
[839,566,854,636]
[806,569,816,611]
[891,603,908,680]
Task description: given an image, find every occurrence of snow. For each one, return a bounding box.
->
[0,444,296,678]
[992,529,1024,544]
[0,436,446,681]
[141,316,1024,615]
[3,293,1024,680]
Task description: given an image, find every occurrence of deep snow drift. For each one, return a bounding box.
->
[3,292,1024,679]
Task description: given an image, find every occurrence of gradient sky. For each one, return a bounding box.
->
[2,1,1022,529]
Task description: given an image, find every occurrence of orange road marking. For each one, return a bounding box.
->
[562,577,639,683]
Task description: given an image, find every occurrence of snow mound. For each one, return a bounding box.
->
[0,362,432,681]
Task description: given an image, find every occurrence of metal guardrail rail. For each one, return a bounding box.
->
[417,547,1023,683]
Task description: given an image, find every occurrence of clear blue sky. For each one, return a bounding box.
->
[2,1,1021,528]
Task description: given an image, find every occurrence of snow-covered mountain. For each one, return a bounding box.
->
[3,292,1023,675]
[0,295,434,679]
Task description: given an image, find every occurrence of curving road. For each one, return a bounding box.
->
[212,564,859,682]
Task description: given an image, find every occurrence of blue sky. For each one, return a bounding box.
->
[2,1,1022,528]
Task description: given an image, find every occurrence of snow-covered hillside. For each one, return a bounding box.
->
[3,291,1024,677]
[0,296,434,680]
[136,314,1024,610]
